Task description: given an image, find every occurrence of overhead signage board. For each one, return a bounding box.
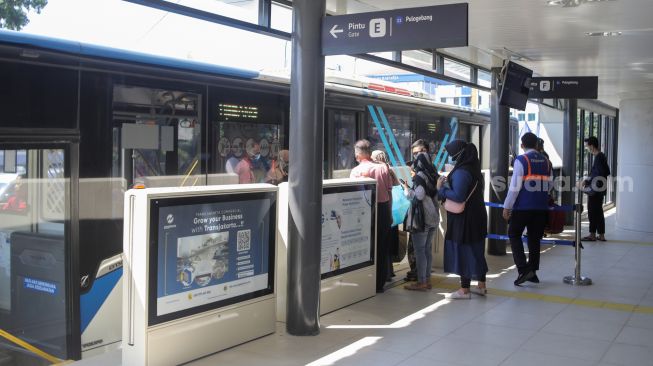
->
[322,3,468,56]
[528,76,598,99]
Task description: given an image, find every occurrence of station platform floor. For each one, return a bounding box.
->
[81,208,653,366]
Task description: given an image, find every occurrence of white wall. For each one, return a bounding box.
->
[616,95,653,232]
[538,105,565,168]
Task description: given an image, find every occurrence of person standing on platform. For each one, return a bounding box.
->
[371,150,400,281]
[402,151,439,291]
[350,140,393,293]
[580,136,610,242]
[503,132,552,286]
[438,140,488,299]
[403,139,430,282]
[537,138,553,178]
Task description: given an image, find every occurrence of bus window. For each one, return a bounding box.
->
[366,109,412,163]
[112,85,202,189]
[331,110,356,174]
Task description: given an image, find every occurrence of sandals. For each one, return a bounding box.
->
[581,236,596,241]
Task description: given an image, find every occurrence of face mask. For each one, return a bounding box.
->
[450,149,463,162]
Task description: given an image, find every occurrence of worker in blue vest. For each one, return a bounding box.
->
[503,132,552,286]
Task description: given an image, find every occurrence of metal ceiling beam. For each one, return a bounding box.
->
[123,0,291,40]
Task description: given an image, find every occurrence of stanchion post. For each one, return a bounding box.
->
[563,187,592,285]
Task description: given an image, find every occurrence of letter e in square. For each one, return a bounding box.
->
[369,18,386,38]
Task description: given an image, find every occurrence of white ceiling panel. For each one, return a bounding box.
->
[326,0,653,107]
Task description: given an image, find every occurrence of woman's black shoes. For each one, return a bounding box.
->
[514,271,535,286]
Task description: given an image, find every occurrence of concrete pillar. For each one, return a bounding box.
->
[286,0,325,335]
[488,67,509,256]
[616,94,653,232]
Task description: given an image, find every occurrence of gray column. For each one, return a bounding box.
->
[562,99,578,225]
[616,94,653,233]
[488,68,509,256]
[286,0,325,335]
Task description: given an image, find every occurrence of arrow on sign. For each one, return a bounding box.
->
[330,24,343,38]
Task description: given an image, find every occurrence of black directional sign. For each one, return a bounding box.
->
[322,3,468,56]
[528,77,598,99]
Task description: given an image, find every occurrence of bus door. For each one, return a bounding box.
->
[0,143,79,364]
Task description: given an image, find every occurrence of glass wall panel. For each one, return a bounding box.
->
[162,0,260,24]
[271,2,292,33]
[369,52,394,61]
[477,70,491,112]
[443,58,471,82]
[402,50,433,71]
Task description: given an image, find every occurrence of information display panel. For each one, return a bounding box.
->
[147,192,276,325]
[320,184,375,279]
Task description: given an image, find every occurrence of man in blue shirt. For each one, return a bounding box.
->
[503,133,552,286]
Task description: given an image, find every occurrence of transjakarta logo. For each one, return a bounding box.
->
[167,214,174,224]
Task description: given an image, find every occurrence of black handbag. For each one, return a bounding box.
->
[581,183,596,196]
[403,197,425,232]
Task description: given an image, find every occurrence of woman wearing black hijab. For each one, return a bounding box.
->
[401,151,439,291]
[437,140,488,299]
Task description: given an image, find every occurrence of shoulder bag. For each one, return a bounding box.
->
[403,196,425,232]
[444,181,478,214]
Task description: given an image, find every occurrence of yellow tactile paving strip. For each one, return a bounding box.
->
[415,277,653,314]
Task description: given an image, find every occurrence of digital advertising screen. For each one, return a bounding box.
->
[148,191,276,325]
[320,184,376,279]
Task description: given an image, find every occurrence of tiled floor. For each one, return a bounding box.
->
[77,209,653,365]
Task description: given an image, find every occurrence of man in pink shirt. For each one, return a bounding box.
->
[235,142,261,184]
[350,139,393,293]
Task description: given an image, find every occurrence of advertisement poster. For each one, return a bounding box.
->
[156,198,272,316]
[321,188,373,275]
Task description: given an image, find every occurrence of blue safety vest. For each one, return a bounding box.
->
[513,151,550,210]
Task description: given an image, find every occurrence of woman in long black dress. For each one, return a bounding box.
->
[437,140,488,299]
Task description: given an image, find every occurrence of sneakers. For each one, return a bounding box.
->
[448,289,471,300]
[470,287,487,296]
[514,271,535,286]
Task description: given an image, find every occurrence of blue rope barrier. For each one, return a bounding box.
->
[484,201,575,212]
[486,233,576,247]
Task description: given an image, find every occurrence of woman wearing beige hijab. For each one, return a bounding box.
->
[371,150,400,281]
[265,149,289,185]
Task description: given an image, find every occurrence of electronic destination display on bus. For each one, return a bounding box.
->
[147,192,276,325]
[320,184,376,279]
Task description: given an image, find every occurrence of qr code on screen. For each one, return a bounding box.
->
[237,229,251,252]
